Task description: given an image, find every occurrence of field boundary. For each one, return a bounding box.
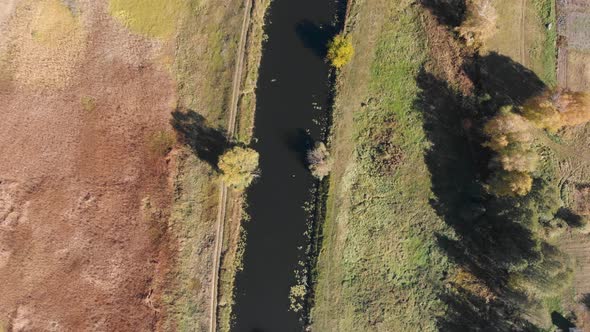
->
[208,0,253,330]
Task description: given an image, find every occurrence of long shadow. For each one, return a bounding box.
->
[420,0,467,27]
[416,52,572,330]
[467,52,546,107]
[170,109,229,169]
[551,312,575,330]
[295,19,338,58]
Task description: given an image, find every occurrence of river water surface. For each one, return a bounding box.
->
[232,0,342,331]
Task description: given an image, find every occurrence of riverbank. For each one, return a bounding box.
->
[161,0,269,330]
[216,2,271,331]
[311,0,578,330]
[311,1,459,329]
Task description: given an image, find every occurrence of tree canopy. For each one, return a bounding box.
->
[218,146,259,190]
[327,34,354,69]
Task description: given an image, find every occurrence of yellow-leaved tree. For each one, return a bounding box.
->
[523,89,590,132]
[488,171,533,197]
[483,107,536,197]
[327,34,354,69]
[218,146,259,190]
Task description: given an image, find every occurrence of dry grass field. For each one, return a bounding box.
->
[483,0,557,85]
[0,0,263,330]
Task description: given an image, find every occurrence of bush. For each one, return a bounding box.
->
[307,142,332,179]
[218,146,259,190]
[327,34,354,68]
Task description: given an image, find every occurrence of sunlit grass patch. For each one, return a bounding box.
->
[109,0,188,38]
[31,0,79,47]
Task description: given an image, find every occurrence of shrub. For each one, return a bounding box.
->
[488,170,533,197]
[218,146,259,190]
[327,34,354,69]
[307,142,332,179]
[81,96,97,112]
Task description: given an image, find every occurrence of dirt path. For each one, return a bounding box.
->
[209,0,252,330]
[520,0,527,65]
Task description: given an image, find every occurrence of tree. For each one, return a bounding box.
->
[558,90,590,127]
[488,171,533,197]
[327,34,354,69]
[307,142,332,179]
[523,89,590,131]
[218,146,259,190]
[492,145,538,173]
[482,107,532,150]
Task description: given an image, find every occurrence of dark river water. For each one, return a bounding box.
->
[232,0,343,331]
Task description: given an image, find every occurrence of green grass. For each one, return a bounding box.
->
[312,2,456,330]
[109,0,187,39]
[159,0,245,329]
[531,0,557,86]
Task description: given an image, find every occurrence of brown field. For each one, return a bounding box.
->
[0,0,261,330]
[0,0,175,330]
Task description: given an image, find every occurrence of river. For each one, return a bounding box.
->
[232,0,344,330]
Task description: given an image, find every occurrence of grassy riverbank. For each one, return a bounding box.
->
[311,0,577,330]
[311,1,456,330]
[160,0,268,330]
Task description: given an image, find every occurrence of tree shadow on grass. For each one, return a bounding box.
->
[170,109,229,169]
[420,0,467,27]
[467,52,546,107]
[415,53,568,330]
